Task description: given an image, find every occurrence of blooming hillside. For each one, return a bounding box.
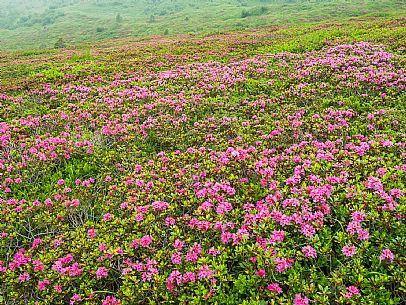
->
[0,19,405,304]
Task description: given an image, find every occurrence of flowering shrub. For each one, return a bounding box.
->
[0,19,405,304]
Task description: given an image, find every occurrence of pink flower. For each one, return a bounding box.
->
[380,249,394,262]
[274,257,293,273]
[38,279,50,291]
[346,286,360,298]
[70,294,81,305]
[267,283,282,294]
[197,265,214,280]
[33,260,44,272]
[249,256,257,264]
[99,244,108,252]
[221,231,232,244]
[167,270,182,291]
[185,251,198,262]
[87,228,96,239]
[351,211,366,222]
[216,201,233,215]
[18,272,30,282]
[391,188,404,199]
[183,271,196,283]
[346,221,361,235]
[255,269,266,277]
[271,230,285,243]
[208,247,220,256]
[102,296,120,305]
[142,272,154,282]
[102,213,113,221]
[140,235,153,247]
[96,267,108,279]
[44,198,53,207]
[54,284,62,293]
[294,293,309,305]
[358,229,369,241]
[57,179,65,185]
[171,252,182,265]
[302,245,317,258]
[152,201,170,211]
[165,217,176,226]
[174,239,185,250]
[365,176,383,191]
[130,239,139,249]
[301,223,315,238]
[342,245,356,257]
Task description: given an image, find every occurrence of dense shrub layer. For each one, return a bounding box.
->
[0,19,405,305]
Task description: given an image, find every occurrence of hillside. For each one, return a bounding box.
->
[0,0,405,50]
[1,17,405,304]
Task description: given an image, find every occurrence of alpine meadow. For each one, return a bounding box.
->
[0,1,405,305]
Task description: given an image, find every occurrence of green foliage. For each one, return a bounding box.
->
[96,26,106,33]
[0,15,405,305]
[54,37,66,49]
[241,6,269,18]
[116,13,123,23]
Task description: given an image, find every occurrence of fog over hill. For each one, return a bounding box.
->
[0,0,405,50]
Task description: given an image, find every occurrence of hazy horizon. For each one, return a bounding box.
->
[1,0,405,50]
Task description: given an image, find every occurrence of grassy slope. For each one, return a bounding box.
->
[1,16,405,82]
[0,0,405,50]
[0,16,405,305]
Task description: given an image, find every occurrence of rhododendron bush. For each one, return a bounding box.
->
[0,19,405,304]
